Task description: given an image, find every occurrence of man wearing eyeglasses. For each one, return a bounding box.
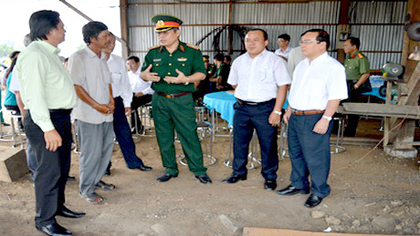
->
[278,29,348,208]
[274,34,292,61]
[223,29,290,191]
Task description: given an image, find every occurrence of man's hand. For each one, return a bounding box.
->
[283,108,292,124]
[94,104,112,114]
[135,92,144,97]
[44,129,62,152]
[164,69,188,84]
[142,64,160,82]
[268,111,281,127]
[313,118,329,134]
[124,107,131,116]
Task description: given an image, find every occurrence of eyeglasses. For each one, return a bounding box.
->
[299,40,320,45]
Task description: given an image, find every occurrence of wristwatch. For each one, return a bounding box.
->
[274,110,282,116]
[322,115,332,121]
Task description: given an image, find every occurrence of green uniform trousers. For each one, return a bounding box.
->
[152,93,207,176]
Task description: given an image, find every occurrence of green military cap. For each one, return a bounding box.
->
[151,14,183,32]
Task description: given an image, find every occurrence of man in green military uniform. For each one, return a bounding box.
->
[140,15,212,184]
[343,37,370,137]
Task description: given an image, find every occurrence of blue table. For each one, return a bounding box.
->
[203,91,236,127]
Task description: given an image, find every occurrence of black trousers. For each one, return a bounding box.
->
[130,94,152,132]
[232,100,278,180]
[343,81,362,137]
[24,110,72,226]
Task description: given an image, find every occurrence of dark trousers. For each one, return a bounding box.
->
[232,101,278,180]
[130,94,152,132]
[24,110,72,227]
[113,97,144,168]
[288,113,332,198]
[343,81,362,137]
[152,93,207,176]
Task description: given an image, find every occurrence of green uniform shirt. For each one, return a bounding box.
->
[141,41,206,94]
[344,51,370,81]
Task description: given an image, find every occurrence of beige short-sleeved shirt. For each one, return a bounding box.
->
[69,46,113,124]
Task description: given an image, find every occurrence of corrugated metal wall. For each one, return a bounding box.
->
[125,0,406,69]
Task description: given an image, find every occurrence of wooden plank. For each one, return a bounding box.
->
[242,228,420,236]
[341,103,420,118]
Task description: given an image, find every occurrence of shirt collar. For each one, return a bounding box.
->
[304,52,328,66]
[84,46,106,59]
[36,40,61,55]
[245,49,267,59]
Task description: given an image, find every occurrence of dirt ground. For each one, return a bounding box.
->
[0,119,419,236]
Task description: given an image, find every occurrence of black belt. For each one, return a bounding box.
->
[158,92,190,98]
[49,109,72,115]
[237,98,275,106]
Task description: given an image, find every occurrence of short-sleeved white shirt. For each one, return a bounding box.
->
[227,49,291,103]
[69,46,113,124]
[289,52,348,110]
[107,54,132,107]
[8,66,19,94]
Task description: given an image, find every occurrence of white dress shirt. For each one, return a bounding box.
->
[69,46,113,124]
[128,67,153,95]
[228,49,291,103]
[275,46,293,59]
[289,52,348,110]
[8,66,19,94]
[107,54,132,107]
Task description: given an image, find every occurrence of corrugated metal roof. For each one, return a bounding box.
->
[125,0,407,69]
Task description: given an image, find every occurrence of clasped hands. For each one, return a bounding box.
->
[142,64,188,84]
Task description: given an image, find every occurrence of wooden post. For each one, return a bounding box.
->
[120,0,129,58]
[336,0,350,63]
[227,0,234,55]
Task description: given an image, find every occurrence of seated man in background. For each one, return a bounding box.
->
[126,55,154,134]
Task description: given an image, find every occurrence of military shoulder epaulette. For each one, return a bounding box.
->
[357,53,364,59]
[148,45,161,51]
[186,43,200,50]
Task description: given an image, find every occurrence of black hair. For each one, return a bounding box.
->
[213,53,224,62]
[277,34,291,41]
[301,29,330,49]
[247,28,268,41]
[82,21,108,44]
[202,55,210,59]
[29,10,61,41]
[4,57,18,81]
[347,37,360,49]
[9,51,20,60]
[127,56,140,63]
[224,55,231,62]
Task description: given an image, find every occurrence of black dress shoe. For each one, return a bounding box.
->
[264,179,277,191]
[156,173,178,182]
[57,206,85,218]
[195,174,212,184]
[277,185,309,195]
[222,174,247,183]
[35,222,72,236]
[131,164,152,171]
[304,194,323,208]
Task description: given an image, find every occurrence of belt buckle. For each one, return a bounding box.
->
[165,94,174,98]
[249,102,258,106]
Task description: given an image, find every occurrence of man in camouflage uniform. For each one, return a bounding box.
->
[343,37,370,137]
[141,15,212,184]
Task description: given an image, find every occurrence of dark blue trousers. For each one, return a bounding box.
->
[113,97,144,168]
[288,113,333,198]
[24,110,72,227]
[232,101,278,180]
